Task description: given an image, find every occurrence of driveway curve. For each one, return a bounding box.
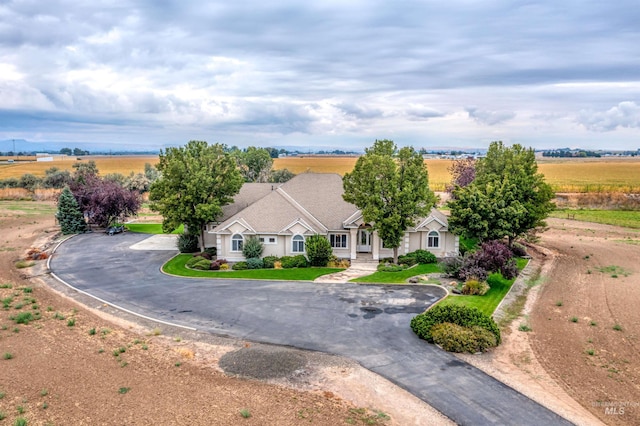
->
[50,233,572,425]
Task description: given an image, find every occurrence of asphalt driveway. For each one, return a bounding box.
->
[50,233,572,425]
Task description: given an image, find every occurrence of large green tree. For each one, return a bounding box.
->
[56,186,87,234]
[449,141,555,246]
[149,140,243,251]
[236,146,273,182]
[343,140,437,263]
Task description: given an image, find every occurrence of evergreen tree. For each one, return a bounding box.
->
[56,186,87,234]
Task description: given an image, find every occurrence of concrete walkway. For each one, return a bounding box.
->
[314,260,378,283]
[129,234,179,250]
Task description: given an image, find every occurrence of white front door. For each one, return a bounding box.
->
[357,229,371,252]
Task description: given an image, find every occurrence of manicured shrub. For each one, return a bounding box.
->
[232,261,248,270]
[242,236,264,259]
[430,322,498,353]
[219,263,229,270]
[204,247,217,257]
[377,263,405,272]
[177,233,199,253]
[410,304,501,345]
[397,255,417,267]
[413,249,437,264]
[262,256,278,269]
[191,258,211,270]
[210,262,220,270]
[280,255,308,268]
[458,262,489,282]
[293,254,308,268]
[461,279,490,295]
[305,234,332,267]
[185,256,203,268]
[475,240,517,279]
[246,257,263,269]
[198,252,212,260]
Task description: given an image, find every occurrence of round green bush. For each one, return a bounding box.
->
[413,249,437,264]
[177,233,199,253]
[410,304,501,344]
[397,255,417,267]
[430,322,498,353]
[246,257,263,269]
[262,256,278,269]
[232,261,248,270]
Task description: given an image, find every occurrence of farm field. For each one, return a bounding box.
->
[1,154,639,193]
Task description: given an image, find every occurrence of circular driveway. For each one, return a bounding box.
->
[50,233,571,426]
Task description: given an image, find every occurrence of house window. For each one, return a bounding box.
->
[330,233,347,248]
[231,234,244,252]
[427,231,440,248]
[292,235,305,253]
[259,236,277,245]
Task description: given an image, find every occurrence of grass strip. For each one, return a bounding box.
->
[163,254,343,281]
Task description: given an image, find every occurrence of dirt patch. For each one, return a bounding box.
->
[0,200,451,426]
[529,218,640,425]
[456,218,640,425]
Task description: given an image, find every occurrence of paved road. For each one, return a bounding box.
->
[50,233,573,425]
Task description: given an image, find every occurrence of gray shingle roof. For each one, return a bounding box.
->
[212,173,446,234]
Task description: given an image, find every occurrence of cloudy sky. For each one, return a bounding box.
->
[1,0,640,151]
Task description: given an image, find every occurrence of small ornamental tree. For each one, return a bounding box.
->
[242,236,264,259]
[446,157,476,198]
[305,234,333,266]
[56,186,87,234]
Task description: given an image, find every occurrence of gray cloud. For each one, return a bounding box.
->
[1,0,640,149]
[578,101,640,132]
[466,107,516,126]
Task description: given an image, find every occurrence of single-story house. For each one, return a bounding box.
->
[203,173,459,262]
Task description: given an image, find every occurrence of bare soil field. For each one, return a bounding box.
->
[2,199,639,425]
[530,218,640,425]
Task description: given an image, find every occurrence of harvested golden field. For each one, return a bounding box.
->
[0,155,158,179]
[537,159,640,193]
[1,154,639,193]
[275,156,640,193]
[274,157,453,191]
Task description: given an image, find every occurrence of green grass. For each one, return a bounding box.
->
[163,254,343,280]
[0,201,57,216]
[125,223,184,234]
[551,209,640,229]
[439,273,516,316]
[351,263,441,283]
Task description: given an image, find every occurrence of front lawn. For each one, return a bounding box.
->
[163,254,343,281]
[125,223,184,234]
[351,263,441,283]
[438,257,529,316]
[438,274,512,316]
